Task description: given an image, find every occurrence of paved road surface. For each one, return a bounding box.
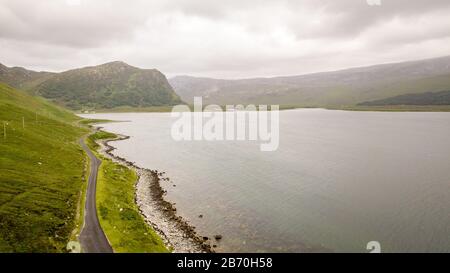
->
[79,138,113,253]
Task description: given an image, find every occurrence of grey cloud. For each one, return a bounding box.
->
[0,0,450,78]
[284,0,450,39]
[0,0,150,48]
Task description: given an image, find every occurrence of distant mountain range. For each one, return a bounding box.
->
[169,56,450,107]
[0,61,182,110]
[2,56,450,110]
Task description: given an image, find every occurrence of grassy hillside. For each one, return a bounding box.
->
[170,56,450,107]
[359,90,450,106]
[0,83,88,252]
[0,63,54,90]
[29,62,182,110]
[1,61,183,111]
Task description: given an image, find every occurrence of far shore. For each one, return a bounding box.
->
[77,104,450,114]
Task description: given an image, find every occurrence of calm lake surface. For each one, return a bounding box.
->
[81,109,450,253]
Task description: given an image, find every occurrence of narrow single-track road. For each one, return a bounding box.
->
[79,138,113,253]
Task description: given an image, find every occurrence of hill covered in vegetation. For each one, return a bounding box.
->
[0,62,183,111]
[0,63,54,91]
[170,56,450,107]
[0,83,88,252]
[359,90,450,106]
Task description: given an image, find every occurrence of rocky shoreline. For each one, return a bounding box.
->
[97,132,214,253]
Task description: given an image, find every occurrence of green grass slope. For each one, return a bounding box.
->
[0,83,88,252]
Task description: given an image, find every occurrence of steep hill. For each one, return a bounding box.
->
[1,62,183,110]
[170,56,450,107]
[0,83,88,252]
[33,62,182,110]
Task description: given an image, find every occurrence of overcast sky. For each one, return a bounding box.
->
[1,0,450,78]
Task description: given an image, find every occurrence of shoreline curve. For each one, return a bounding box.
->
[96,130,213,253]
